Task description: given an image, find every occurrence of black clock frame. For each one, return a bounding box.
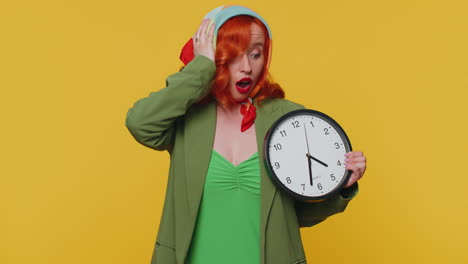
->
[263,109,353,201]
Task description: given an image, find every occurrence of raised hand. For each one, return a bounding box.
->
[193,19,215,62]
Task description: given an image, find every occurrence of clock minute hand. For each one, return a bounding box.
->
[308,155,328,167]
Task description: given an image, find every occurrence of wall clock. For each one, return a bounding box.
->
[264,109,352,201]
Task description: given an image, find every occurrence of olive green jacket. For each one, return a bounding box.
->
[125,55,358,264]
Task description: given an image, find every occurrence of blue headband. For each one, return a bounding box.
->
[203,5,272,48]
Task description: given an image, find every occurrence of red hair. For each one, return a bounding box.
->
[198,15,285,108]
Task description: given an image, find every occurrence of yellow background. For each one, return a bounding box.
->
[2,0,467,263]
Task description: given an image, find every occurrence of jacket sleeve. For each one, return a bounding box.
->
[295,182,359,228]
[125,55,216,152]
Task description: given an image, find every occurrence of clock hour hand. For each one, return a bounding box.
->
[308,155,328,167]
[307,153,313,186]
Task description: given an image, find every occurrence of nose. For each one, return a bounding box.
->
[239,54,252,73]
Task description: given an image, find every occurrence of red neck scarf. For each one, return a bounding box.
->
[240,98,257,132]
[239,84,262,132]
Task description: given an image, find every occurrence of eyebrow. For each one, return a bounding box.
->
[251,42,265,47]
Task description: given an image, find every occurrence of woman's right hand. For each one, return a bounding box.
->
[193,19,215,62]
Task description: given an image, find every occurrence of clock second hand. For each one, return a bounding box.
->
[304,123,313,186]
[303,123,311,154]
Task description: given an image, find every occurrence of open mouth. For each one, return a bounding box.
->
[236,78,253,93]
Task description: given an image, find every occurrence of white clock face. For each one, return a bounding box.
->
[266,110,351,200]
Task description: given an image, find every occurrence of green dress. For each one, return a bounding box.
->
[186,149,261,264]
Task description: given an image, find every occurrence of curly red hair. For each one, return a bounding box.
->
[199,15,284,108]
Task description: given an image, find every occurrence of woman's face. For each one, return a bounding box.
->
[227,23,266,102]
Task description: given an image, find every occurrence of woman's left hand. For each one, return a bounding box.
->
[343,151,367,188]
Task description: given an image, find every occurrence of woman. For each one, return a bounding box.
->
[126,5,366,264]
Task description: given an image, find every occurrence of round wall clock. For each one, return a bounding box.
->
[264,109,352,201]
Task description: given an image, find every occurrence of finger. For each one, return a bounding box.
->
[346,156,366,163]
[200,20,211,44]
[344,174,359,188]
[345,162,366,175]
[347,161,366,170]
[198,19,210,41]
[345,151,364,158]
[194,22,202,39]
[206,21,215,43]
[345,151,363,157]
[194,19,208,42]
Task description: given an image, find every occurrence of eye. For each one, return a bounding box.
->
[251,53,262,59]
